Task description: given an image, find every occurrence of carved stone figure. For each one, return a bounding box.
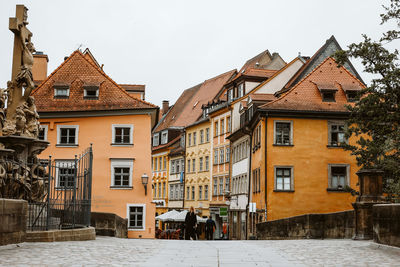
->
[23,96,39,138]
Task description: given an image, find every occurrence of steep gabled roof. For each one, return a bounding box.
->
[153,69,236,132]
[259,57,365,113]
[32,50,157,112]
[277,35,364,96]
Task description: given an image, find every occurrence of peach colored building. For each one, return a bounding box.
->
[32,49,159,238]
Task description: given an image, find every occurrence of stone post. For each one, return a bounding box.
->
[352,169,387,240]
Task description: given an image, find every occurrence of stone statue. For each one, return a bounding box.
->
[23,96,39,138]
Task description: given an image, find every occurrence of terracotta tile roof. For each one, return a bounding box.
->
[152,135,181,152]
[249,93,276,102]
[120,84,145,92]
[153,69,236,132]
[260,57,365,113]
[32,50,157,112]
[277,35,364,97]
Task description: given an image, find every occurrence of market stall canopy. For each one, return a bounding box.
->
[155,209,179,222]
[170,210,207,223]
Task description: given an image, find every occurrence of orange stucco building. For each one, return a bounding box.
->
[32,49,158,238]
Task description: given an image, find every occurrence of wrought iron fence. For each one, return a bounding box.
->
[0,146,93,231]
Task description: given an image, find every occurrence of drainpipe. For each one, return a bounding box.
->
[264,116,268,222]
[182,131,186,210]
[246,128,253,240]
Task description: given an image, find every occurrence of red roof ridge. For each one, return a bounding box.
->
[204,69,236,83]
[33,50,157,109]
[32,50,80,94]
[259,57,365,110]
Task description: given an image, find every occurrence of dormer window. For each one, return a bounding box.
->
[346,91,358,102]
[84,86,99,99]
[322,91,336,102]
[161,131,168,144]
[315,83,338,102]
[54,85,69,99]
[153,133,160,146]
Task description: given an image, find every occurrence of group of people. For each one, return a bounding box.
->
[184,206,221,240]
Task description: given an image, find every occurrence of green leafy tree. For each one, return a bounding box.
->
[335,0,400,195]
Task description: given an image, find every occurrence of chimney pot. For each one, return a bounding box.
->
[162,100,169,115]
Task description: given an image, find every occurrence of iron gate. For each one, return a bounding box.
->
[28,146,93,231]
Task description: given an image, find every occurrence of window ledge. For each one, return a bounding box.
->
[55,187,74,190]
[56,144,78,147]
[128,228,145,231]
[273,190,295,193]
[111,143,133,147]
[327,145,345,148]
[273,144,294,147]
[83,97,99,100]
[110,186,133,190]
[327,188,348,192]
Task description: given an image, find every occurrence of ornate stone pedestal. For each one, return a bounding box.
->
[352,169,387,240]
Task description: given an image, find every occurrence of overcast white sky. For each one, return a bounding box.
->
[0,0,393,107]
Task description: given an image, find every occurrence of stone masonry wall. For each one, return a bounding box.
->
[91,212,128,238]
[373,204,400,247]
[0,198,28,246]
[256,210,354,240]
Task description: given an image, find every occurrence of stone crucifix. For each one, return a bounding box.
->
[2,5,39,138]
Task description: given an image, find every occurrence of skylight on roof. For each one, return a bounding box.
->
[193,101,199,108]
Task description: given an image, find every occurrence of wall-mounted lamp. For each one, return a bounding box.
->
[141,173,149,195]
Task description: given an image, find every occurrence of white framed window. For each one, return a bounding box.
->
[38,125,48,141]
[225,147,230,163]
[219,177,224,195]
[214,121,219,136]
[328,122,346,147]
[111,159,133,188]
[193,132,197,145]
[204,185,209,200]
[200,130,204,144]
[83,86,99,99]
[198,185,202,200]
[57,125,79,146]
[205,128,210,142]
[274,121,293,145]
[170,184,174,200]
[112,124,133,145]
[214,149,218,165]
[188,133,192,146]
[220,119,225,135]
[328,164,350,190]
[199,157,203,171]
[55,160,75,189]
[274,166,294,191]
[213,178,218,196]
[225,177,230,194]
[205,156,209,171]
[219,148,224,164]
[153,133,159,146]
[192,159,196,172]
[161,130,168,144]
[127,204,145,230]
[227,116,231,132]
[54,85,69,98]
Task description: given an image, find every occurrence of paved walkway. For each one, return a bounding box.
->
[0,237,399,266]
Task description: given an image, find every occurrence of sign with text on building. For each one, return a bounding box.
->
[219,207,228,217]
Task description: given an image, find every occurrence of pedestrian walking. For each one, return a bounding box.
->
[185,206,197,240]
[205,216,216,240]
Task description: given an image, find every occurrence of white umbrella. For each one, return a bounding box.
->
[170,210,207,223]
[155,209,179,222]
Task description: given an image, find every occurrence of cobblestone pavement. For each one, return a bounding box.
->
[1,237,399,266]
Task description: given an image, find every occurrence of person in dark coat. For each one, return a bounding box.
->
[185,206,197,240]
[205,216,216,240]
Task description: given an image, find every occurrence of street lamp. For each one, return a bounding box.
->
[141,173,149,195]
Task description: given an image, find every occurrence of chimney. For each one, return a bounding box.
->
[32,51,48,82]
[162,100,169,115]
